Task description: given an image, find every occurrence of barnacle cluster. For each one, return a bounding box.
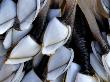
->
[0,0,109,82]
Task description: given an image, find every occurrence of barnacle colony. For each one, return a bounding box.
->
[0,0,109,82]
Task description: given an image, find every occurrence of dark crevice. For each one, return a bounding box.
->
[68,5,94,75]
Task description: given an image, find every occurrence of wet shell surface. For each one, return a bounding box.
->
[11,63,25,82]
[65,63,80,82]
[3,24,32,49]
[0,64,20,81]
[75,73,98,82]
[0,0,16,34]
[5,35,41,64]
[0,0,109,82]
[90,53,108,81]
[21,70,42,82]
[17,0,40,30]
[42,18,71,55]
[49,74,64,82]
[3,73,16,82]
[47,46,74,80]
[102,52,110,76]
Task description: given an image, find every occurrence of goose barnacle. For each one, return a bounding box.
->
[17,0,47,30]
[3,24,32,49]
[65,62,80,82]
[0,63,24,82]
[49,73,65,82]
[33,51,43,68]
[3,29,13,49]
[101,35,110,75]
[0,64,20,81]
[3,73,16,82]
[90,53,108,81]
[32,17,71,80]
[42,17,71,55]
[47,46,74,81]
[0,0,16,34]
[21,70,42,82]
[75,73,99,82]
[102,52,110,76]
[78,0,108,49]
[11,63,25,82]
[91,41,102,64]
[48,9,61,20]
[5,35,41,64]
[0,0,108,82]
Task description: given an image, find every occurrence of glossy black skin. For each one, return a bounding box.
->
[68,5,94,75]
[12,0,18,3]
[34,55,49,80]
[0,0,2,3]
[30,0,51,44]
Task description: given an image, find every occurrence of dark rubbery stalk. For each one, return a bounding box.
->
[70,5,94,75]
[34,55,50,81]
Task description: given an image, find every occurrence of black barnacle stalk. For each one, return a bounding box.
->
[95,7,110,54]
[58,0,94,75]
[31,1,51,79]
[61,0,77,46]
[30,0,51,44]
[0,0,109,81]
[12,0,18,3]
[96,17,109,34]
[13,17,21,30]
[12,0,20,30]
[95,16,110,54]
[34,55,49,80]
[32,0,53,80]
[23,60,33,74]
[69,5,94,75]
[0,0,2,3]
[50,0,60,9]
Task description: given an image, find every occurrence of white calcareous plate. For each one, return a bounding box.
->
[75,73,98,82]
[22,70,42,82]
[47,46,74,80]
[3,24,32,49]
[0,0,16,34]
[5,35,41,64]
[17,0,46,30]
[65,63,80,82]
[90,53,108,81]
[42,18,71,55]
[0,64,20,81]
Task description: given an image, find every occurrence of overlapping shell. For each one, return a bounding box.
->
[65,63,80,82]
[47,46,74,80]
[0,0,16,34]
[22,70,42,82]
[0,0,109,82]
[75,73,98,82]
[42,17,71,55]
[5,35,41,64]
[0,64,20,81]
